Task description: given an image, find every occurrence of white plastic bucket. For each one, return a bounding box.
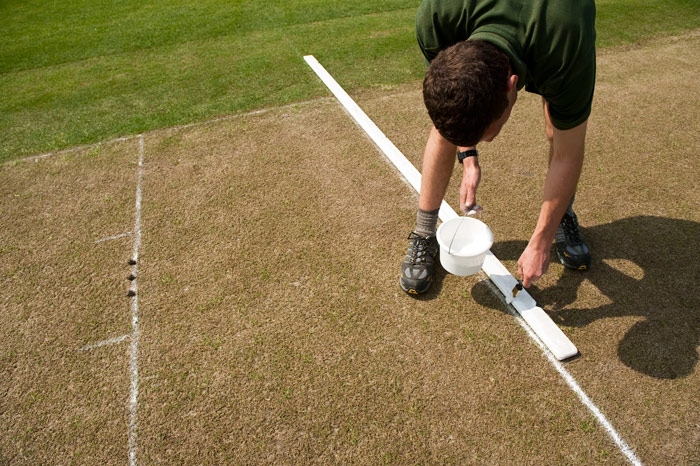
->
[436,216,494,276]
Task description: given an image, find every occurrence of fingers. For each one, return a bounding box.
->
[517,247,550,288]
[465,204,483,216]
[460,158,481,213]
[460,196,477,214]
[459,183,468,212]
[459,180,478,213]
[517,261,532,288]
[518,256,538,288]
[459,190,467,213]
[465,193,478,212]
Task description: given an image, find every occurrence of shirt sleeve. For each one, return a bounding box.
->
[415,0,471,63]
[546,53,596,130]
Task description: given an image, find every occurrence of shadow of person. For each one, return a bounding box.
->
[482,216,700,379]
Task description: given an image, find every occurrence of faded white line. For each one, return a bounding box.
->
[79,334,129,351]
[128,135,145,466]
[12,136,137,165]
[5,99,329,166]
[304,55,643,466]
[95,232,132,244]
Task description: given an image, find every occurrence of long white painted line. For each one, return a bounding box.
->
[128,135,145,466]
[484,278,643,466]
[303,55,458,223]
[304,55,642,466]
[303,55,575,359]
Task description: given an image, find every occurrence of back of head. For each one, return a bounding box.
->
[423,40,510,147]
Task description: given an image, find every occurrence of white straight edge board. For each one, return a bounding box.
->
[304,55,577,361]
[482,253,578,359]
[303,55,459,224]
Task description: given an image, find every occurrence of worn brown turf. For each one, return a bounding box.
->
[1,32,699,465]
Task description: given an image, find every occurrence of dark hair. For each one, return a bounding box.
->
[423,40,511,147]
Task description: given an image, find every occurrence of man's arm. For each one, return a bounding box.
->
[518,119,587,287]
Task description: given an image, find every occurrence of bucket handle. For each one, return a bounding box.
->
[447,205,482,254]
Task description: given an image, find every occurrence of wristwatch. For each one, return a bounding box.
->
[457,149,479,163]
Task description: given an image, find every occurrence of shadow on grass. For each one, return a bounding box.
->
[479,216,700,380]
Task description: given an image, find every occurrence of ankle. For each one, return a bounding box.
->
[415,208,439,237]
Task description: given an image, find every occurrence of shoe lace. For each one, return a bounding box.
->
[406,232,433,265]
[561,213,584,245]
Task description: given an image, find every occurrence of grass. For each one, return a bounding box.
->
[1,0,699,162]
[2,27,699,465]
[596,0,700,47]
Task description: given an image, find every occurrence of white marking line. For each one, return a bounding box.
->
[481,252,577,360]
[304,54,575,359]
[304,55,643,466]
[484,280,642,465]
[12,136,137,165]
[95,232,132,244]
[4,100,326,167]
[128,135,145,466]
[79,334,129,351]
[302,56,462,225]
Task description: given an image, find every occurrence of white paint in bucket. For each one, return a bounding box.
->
[436,217,494,276]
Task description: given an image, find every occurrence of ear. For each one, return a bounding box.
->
[507,73,519,92]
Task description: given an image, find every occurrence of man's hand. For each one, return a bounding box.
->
[517,242,550,288]
[459,153,481,213]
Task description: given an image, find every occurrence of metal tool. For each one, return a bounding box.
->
[512,280,523,299]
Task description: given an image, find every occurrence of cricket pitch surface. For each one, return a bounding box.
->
[2,32,699,465]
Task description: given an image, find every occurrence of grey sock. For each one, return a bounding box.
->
[415,208,440,237]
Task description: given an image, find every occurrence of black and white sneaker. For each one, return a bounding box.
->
[399,231,439,295]
[555,210,590,270]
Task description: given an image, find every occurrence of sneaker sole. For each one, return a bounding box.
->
[399,276,432,295]
[557,252,589,270]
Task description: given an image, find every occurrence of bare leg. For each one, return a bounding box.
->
[418,126,457,211]
[399,126,457,295]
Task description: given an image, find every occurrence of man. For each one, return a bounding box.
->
[400,0,595,295]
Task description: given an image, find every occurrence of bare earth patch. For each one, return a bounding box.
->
[2,32,699,465]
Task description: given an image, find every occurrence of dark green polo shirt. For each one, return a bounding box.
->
[416,0,596,130]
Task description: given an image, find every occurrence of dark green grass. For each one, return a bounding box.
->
[1,0,698,161]
[596,0,700,47]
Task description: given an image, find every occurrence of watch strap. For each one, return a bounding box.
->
[457,149,479,163]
